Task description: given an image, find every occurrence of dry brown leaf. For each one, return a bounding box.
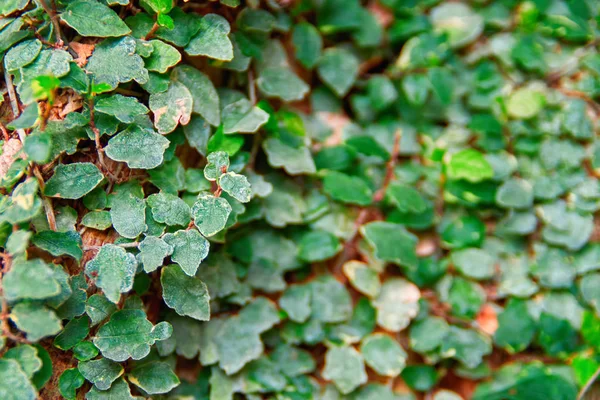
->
[476,303,499,335]
[0,138,23,178]
[70,41,95,67]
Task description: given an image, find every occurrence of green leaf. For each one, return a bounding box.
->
[173,65,220,126]
[323,171,372,206]
[3,259,60,301]
[493,299,536,353]
[109,183,147,238]
[144,40,181,73]
[446,149,493,183]
[496,178,533,209]
[44,162,103,199]
[58,368,84,400]
[129,361,180,394]
[105,125,170,169]
[317,48,359,97]
[430,2,483,48]
[185,14,233,60]
[342,261,381,297]
[373,278,420,332]
[219,172,252,203]
[310,275,352,323]
[1,178,42,224]
[155,7,202,47]
[204,151,229,181]
[361,222,418,268]
[137,236,173,272]
[86,377,137,400]
[32,230,83,261]
[161,265,210,321]
[580,272,600,315]
[280,284,312,323]
[221,98,269,134]
[73,342,99,361]
[93,309,172,361]
[54,317,89,350]
[3,345,42,378]
[85,244,137,304]
[360,333,407,377]
[60,1,131,37]
[86,36,149,90]
[86,294,117,326]
[4,39,42,71]
[257,67,309,102]
[163,229,210,276]
[298,230,341,262]
[450,248,495,280]
[292,22,322,69]
[0,359,37,400]
[263,138,316,175]
[95,95,149,124]
[82,210,112,230]
[191,194,232,237]
[386,183,426,213]
[149,80,193,134]
[322,346,367,394]
[440,326,492,368]
[147,191,191,226]
[409,317,449,354]
[78,358,123,390]
[10,302,62,341]
[507,87,545,119]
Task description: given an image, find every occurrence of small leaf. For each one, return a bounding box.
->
[82,210,112,230]
[185,14,233,61]
[144,40,181,73]
[361,222,418,268]
[204,151,229,181]
[129,361,180,395]
[3,345,42,378]
[292,22,322,69]
[10,302,62,341]
[44,163,103,199]
[95,95,149,124]
[137,236,173,272]
[105,125,170,169]
[496,178,534,209]
[32,230,83,261]
[507,87,545,119]
[317,48,359,97]
[60,1,131,37]
[3,259,61,302]
[192,194,232,237]
[173,65,220,126]
[323,171,372,206]
[85,244,137,304]
[219,172,252,203]
[109,183,147,239]
[257,67,309,102]
[149,80,193,134]
[263,138,316,175]
[446,149,493,183]
[298,230,341,262]
[163,229,210,276]
[78,358,123,391]
[221,98,269,134]
[342,261,381,297]
[58,368,85,400]
[147,191,191,226]
[373,278,420,332]
[54,317,89,350]
[86,377,137,400]
[322,346,367,394]
[360,333,407,377]
[161,265,210,321]
[0,359,37,400]
[93,309,172,362]
[86,294,117,326]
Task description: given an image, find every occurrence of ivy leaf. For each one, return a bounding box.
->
[3,259,61,301]
[219,172,252,203]
[44,162,103,199]
[192,194,232,237]
[440,326,492,368]
[129,361,180,395]
[430,3,483,48]
[3,345,42,378]
[446,149,493,183]
[147,191,191,226]
[185,14,233,61]
[493,299,536,353]
[95,95,149,124]
[4,39,42,71]
[32,230,83,261]
[60,1,131,37]
[144,40,181,73]
[1,178,42,224]
[93,309,172,362]
[86,36,149,90]
[109,183,147,238]
[78,358,123,391]
[173,65,220,126]
[507,87,545,119]
[496,178,534,209]
[221,98,269,134]
[10,302,62,341]
[311,275,353,323]
[53,317,89,351]
[360,333,407,377]
[322,346,367,394]
[409,317,450,354]
[85,244,137,304]
[263,138,316,175]
[105,125,170,169]
[155,7,202,47]
[361,222,418,268]
[0,359,37,400]
[137,236,173,273]
[292,22,322,69]
[204,151,229,181]
[149,80,193,134]
[386,183,427,213]
[323,171,372,206]
[85,294,117,326]
[257,67,309,102]
[279,284,312,323]
[86,377,138,400]
[298,230,341,262]
[161,265,210,321]
[317,48,359,97]
[342,261,381,297]
[58,369,85,400]
[163,229,210,276]
[373,278,420,332]
[450,248,495,280]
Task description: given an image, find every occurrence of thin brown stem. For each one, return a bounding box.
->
[3,66,26,143]
[35,0,63,46]
[32,166,57,231]
[88,98,108,171]
[145,22,159,40]
[372,129,402,203]
[83,242,140,251]
[248,69,257,105]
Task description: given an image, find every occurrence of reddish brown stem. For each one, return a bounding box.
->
[372,129,402,203]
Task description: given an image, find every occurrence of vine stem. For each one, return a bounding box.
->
[35,0,63,46]
[578,365,600,400]
[3,66,26,143]
[372,129,402,202]
[32,166,57,231]
[88,97,109,173]
[83,242,140,251]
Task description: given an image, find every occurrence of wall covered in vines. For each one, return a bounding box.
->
[1,0,600,399]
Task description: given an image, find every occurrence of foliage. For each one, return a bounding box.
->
[0,0,600,399]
